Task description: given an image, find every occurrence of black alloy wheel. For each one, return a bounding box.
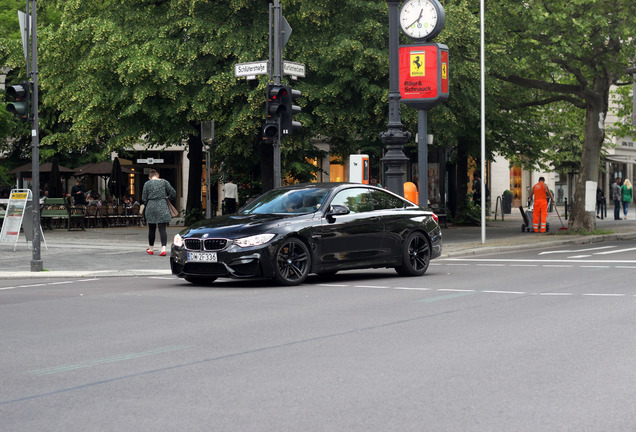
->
[395,231,430,276]
[274,237,311,286]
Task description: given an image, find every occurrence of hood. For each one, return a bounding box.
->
[181,213,309,239]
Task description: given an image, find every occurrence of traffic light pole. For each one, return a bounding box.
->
[271,0,282,188]
[29,0,42,272]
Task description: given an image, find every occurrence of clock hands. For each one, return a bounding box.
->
[406,9,423,30]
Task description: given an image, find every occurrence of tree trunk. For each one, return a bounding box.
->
[569,77,610,231]
[186,134,203,215]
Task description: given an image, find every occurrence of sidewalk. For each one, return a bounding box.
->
[1,211,635,279]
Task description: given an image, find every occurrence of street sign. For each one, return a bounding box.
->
[283,61,305,78]
[234,61,269,79]
[137,158,164,164]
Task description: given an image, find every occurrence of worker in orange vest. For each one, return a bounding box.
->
[528,176,555,233]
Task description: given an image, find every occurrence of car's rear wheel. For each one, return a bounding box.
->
[395,231,430,276]
[184,276,217,285]
[274,238,310,286]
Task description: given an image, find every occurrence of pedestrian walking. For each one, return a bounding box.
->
[621,179,632,220]
[611,177,622,220]
[528,176,554,233]
[142,169,176,256]
[222,178,238,214]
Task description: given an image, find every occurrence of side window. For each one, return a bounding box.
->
[372,189,407,210]
[330,188,374,213]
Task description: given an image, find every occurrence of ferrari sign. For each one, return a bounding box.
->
[399,43,449,109]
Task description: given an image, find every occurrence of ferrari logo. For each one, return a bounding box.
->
[410,52,425,77]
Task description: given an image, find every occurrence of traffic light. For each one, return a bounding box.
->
[280,86,301,136]
[6,81,30,122]
[266,84,287,123]
[262,120,278,143]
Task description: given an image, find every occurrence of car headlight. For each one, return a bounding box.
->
[234,233,275,248]
[173,233,184,247]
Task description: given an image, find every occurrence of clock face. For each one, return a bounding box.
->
[400,0,444,41]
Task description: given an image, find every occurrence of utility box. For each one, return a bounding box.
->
[348,155,369,184]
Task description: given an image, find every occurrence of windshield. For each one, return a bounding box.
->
[239,188,330,215]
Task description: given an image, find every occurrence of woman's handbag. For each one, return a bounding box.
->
[166,199,179,218]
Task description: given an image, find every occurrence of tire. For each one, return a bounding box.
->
[395,231,430,276]
[184,276,217,285]
[273,237,311,286]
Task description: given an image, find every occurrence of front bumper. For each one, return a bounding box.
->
[170,244,276,280]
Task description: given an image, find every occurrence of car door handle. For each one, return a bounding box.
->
[369,217,380,223]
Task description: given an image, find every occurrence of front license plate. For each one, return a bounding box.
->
[187,252,218,262]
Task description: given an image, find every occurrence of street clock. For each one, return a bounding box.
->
[399,0,446,41]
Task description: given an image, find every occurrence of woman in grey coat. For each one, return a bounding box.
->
[142,169,177,256]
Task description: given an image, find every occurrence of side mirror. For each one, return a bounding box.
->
[326,204,350,221]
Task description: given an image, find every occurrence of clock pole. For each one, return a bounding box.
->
[380,0,411,196]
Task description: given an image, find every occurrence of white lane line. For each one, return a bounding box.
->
[568,255,591,258]
[617,266,636,269]
[595,247,636,255]
[583,293,626,297]
[355,285,390,289]
[17,284,47,288]
[394,287,431,291]
[539,246,616,255]
[438,289,475,292]
[318,284,349,287]
[476,264,506,267]
[540,292,573,296]
[0,286,18,291]
[444,258,636,264]
[49,281,74,285]
[542,265,573,268]
[482,290,526,295]
[581,265,610,269]
[510,264,539,267]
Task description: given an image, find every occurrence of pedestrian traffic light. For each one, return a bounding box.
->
[6,81,30,122]
[280,86,301,136]
[262,120,278,143]
[266,84,287,123]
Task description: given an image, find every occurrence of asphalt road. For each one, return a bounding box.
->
[2,241,636,431]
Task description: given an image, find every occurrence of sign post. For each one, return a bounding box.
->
[0,189,46,251]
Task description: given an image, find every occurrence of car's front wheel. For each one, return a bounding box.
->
[273,238,310,286]
[395,231,430,276]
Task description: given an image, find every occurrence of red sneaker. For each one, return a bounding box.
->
[159,251,167,256]
[146,248,154,255]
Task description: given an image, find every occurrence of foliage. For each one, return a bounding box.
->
[452,197,482,226]
[486,0,636,230]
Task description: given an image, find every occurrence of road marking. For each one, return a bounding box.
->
[568,255,591,258]
[538,246,616,255]
[581,265,610,269]
[394,287,431,291]
[438,289,475,292]
[583,293,625,297]
[417,292,477,303]
[482,290,526,295]
[539,292,573,296]
[28,345,193,375]
[443,258,636,264]
[355,285,390,289]
[543,265,573,268]
[595,247,636,255]
[318,284,349,287]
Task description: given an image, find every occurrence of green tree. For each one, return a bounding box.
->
[488,0,636,230]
